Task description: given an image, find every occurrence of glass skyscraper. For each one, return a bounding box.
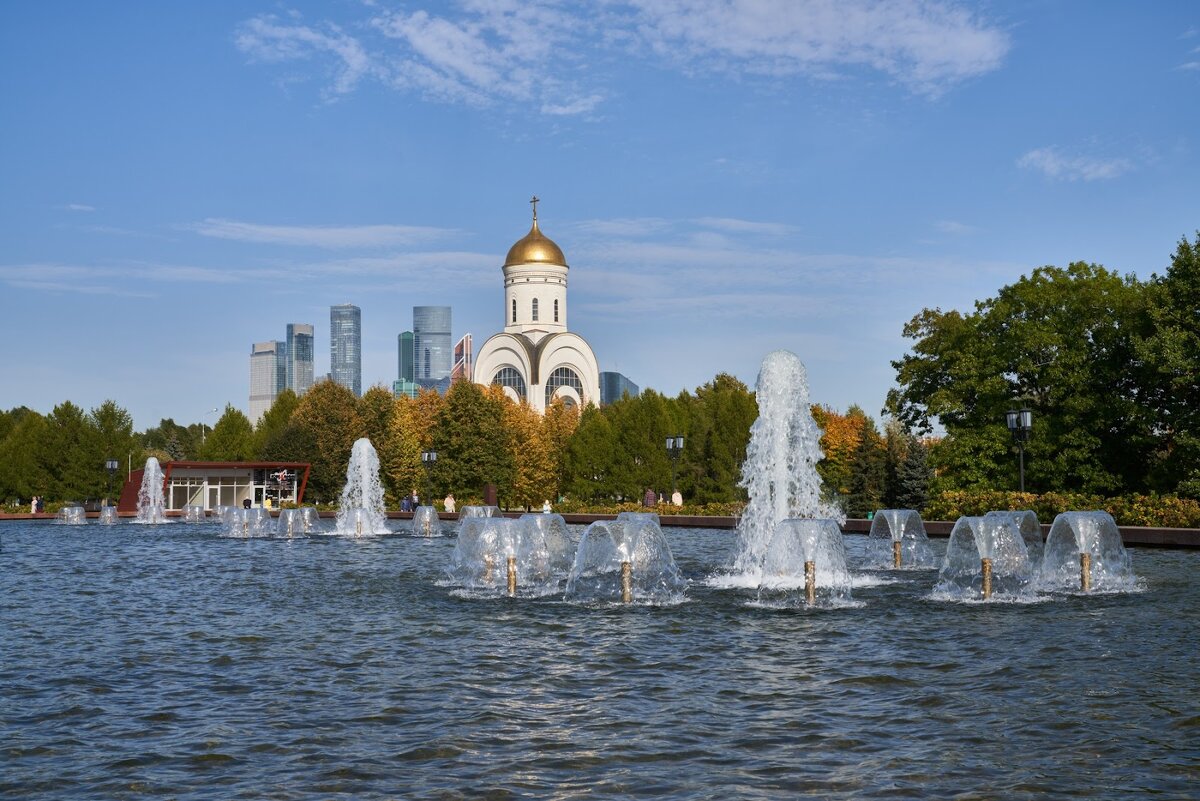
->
[413,306,451,392]
[286,323,314,395]
[249,341,286,423]
[398,331,414,382]
[600,371,640,406]
[330,303,362,397]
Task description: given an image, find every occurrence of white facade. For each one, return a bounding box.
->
[474,202,600,413]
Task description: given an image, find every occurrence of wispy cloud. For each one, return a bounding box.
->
[1017,146,1133,182]
[236,1,1010,111]
[188,218,457,248]
[694,217,797,236]
[623,0,1010,97]
[234,15,374,97]
[934,219,977,235]
[63,203,95,212]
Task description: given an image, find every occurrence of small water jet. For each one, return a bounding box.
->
[54,505,87,525]
[333,438,389,536]
[134,457,169,524]
[223,507,273,538]
[984,510,1043,566]
[1038,511,1134,593]
[565,512,686,604]
[182,505,206,523]
[727,350,843,580]
[758,519,853,607]
[276,508,321,538]
[458,505,501,519]
[934,516,1034,601]
[446,514,573,597]
[98,506,118,525]
[411,505,442,537]
[866,509,937,569]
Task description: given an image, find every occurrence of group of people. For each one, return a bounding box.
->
[29,496,45,514]
[642,489,684,508]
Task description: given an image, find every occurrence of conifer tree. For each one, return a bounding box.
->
[894,434,933,512]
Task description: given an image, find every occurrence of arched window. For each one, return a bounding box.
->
[554,299,559,322]
[492,367,527,400]
[512,299,517,323]
[532,298,539,322]
[545,366,584,407]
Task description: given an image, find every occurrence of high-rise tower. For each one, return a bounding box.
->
[330,303,362,397]
[249,340,286,423]
[413,306,451,393]
[286,323,314,395]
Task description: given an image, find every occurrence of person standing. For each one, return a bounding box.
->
[31,496,37,514]
[444,494,456,514]
[643,488,656,507]
[36,496,44,513]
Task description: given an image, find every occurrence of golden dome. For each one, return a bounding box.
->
[504,207,568,268]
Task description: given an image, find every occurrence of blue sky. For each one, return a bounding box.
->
[2,1,1198,431]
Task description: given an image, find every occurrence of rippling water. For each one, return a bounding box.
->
[3,521,1198,799]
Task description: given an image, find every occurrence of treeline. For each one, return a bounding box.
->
[0,373,929,514]
[887,231,1200,500]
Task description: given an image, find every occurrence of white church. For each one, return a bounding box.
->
[473,198,601,412]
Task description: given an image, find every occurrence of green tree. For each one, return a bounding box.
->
[200,405,256,461]
[41,401,102,500]
[887,263,1151,495]
[845,418,886,518]
[894,434,933,511]
[681,374,757,503]
[431,381,512,504]
[1139,232,1200,496]
[563,404,617,501]
[0,409,51,502]
[253,390,299,457]
[291,379,365,503]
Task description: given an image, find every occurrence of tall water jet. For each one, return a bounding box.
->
[333,438,389,536]
[1038,511,1134,593]
[866,509,937,569]
[134,457,169,524]
[933,516,1034,601]
[729,350,842,579]
[411,505,442,537]
[565,512,686,605]
[758,519,853,607]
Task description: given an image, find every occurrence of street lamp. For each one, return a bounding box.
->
[1005,407,1033,492]
[104,458,119,507]
[665,435,684,501]
[421,450,437,506]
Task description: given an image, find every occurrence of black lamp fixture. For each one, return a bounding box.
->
[104,458,119,507]
[420,450,437,505]
[665,435,684,500]
[1004,407,1033,492]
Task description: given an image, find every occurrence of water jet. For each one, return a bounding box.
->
[1038,512,1132,593]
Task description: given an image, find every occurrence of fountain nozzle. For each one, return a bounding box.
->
[893,539,902,569]
[1080,551,1092,592]
[507,556,517,596]
[621,561,633,603]
[981,557,993,599]
[804,560,816,605]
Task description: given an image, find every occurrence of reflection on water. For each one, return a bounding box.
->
[1,521,1196,799]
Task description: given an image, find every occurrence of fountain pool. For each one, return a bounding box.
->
[1,521,1192,799]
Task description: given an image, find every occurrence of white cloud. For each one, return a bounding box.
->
[694,217,797,236]
[1017,146,1133,182]
[189,218,457,248]
[64,203,95,212]
[1178,61,1200,72]
[236,1,1009,111]
[623,0,1010,96]
[235,15,373,96]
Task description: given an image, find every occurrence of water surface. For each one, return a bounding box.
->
[3,522,1197,799]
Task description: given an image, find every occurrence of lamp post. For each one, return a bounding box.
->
[665,434,684,500]
[1005,407,1033,492]
[421,450,437,506]
[104,458,119,507]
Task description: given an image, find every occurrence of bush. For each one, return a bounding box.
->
[924,490,1200,528]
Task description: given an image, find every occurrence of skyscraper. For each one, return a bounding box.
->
[330,303,362,397]
[249,341,286,423]
[413,306,451,393]
[286,323,314,395]
[398,331,414,382]
[451,333,473,383]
